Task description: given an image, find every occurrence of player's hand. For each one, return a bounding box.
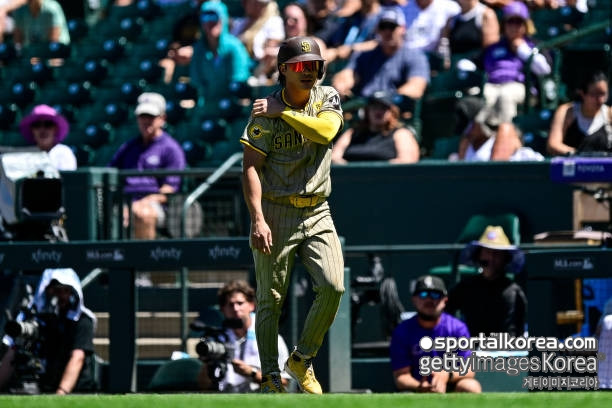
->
[252,96,284,118]
[251,220,273,255]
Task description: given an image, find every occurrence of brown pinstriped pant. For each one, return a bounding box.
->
[252,199,345,375]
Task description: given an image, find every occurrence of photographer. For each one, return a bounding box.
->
[196,280,290,392]
[0,268,97,394]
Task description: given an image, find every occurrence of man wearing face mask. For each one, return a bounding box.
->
[0,268,97,394]
[446,225,527,337]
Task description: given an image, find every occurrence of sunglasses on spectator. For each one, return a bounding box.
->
[284,61,320,73]
[378,22,399,31]
[31,120,56,129]
[200,12,220,23]
[415,290,443,300]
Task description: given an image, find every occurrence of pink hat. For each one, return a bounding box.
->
[19,104,70,144]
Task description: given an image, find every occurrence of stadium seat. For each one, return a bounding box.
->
[77,38,127,63]
[0,130,30,147]
[111,57,164,85]
[10,62,54,87]
[0,103,18,130]
[106,0,161,22]
[95,17,145,43]
[67,18,89,43]
[93,81,143,106]
[228,81,252,100]
[429,213,521,284]
[51,103,77,124]
[37,81,92,107]
[426,69,486,100]
[79,102,129,127]
[56,59,109,85]
[130,37,170,60]
[0,81,38,109]
[164,99,187,125]
[68,144,94,167]
[0,42,17,64]
[175,117,227,144]
[66,122,113,149]
[531,6,583,41]
[179,138,211,168]
[513,109,554,156]
[22,41,71,60]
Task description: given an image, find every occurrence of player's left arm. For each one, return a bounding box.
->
[279,110,342,145]
[252,91,343,145]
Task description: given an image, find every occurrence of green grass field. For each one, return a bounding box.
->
[1,392,611,408]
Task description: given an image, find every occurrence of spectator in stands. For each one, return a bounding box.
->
[0,268,97,394]
[455,103,545,161]
[401,0,460,52]
[305,0,343,44]
[19,104,77,171]
[437,0,500,70]
[195,280,291,392]
[282,2,328,60]
[445,225,527,337]
[159,0,206,83]
[190,1,251,111]
[480,1,551,125]
[230,0,284,63]
[12,0,70,48]
[332,7,429,100]
[547,71,612,155]
[331,91,420,163]
[323,0,381,63]
[109,92,186,240]
[0,0,25,44]
[390,275,482,393]
[248,1,329,86]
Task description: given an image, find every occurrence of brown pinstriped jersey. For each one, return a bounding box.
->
[240,85,343,200]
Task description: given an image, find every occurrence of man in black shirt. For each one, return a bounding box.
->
[445,225,527,337]
[0,268,97,394]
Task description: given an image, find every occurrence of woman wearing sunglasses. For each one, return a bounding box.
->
[19,104,77,170]
[390,275,482,393]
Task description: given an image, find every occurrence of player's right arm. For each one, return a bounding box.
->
[242,146,272,254]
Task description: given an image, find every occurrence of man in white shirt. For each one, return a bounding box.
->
[401,0,460,51]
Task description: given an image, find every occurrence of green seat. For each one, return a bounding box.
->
[426,69,486,101]
[429,213,521,284]
[148,358,203,392]
[512,109,554,156]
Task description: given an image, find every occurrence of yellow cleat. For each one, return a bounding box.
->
[260,372,286,393]
[284,351,322,394]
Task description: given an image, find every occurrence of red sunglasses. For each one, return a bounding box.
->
[285,61,320,73]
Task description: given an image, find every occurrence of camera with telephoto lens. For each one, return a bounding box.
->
[3,285,61,394]
[190,318,242,390]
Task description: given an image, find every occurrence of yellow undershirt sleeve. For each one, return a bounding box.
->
[279,110,342,145]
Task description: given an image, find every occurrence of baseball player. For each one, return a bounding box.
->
[240,36,345,394]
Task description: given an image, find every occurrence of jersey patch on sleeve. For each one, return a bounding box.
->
[248,123,270,140]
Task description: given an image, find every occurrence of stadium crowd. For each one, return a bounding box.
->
[0,0,609,166]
